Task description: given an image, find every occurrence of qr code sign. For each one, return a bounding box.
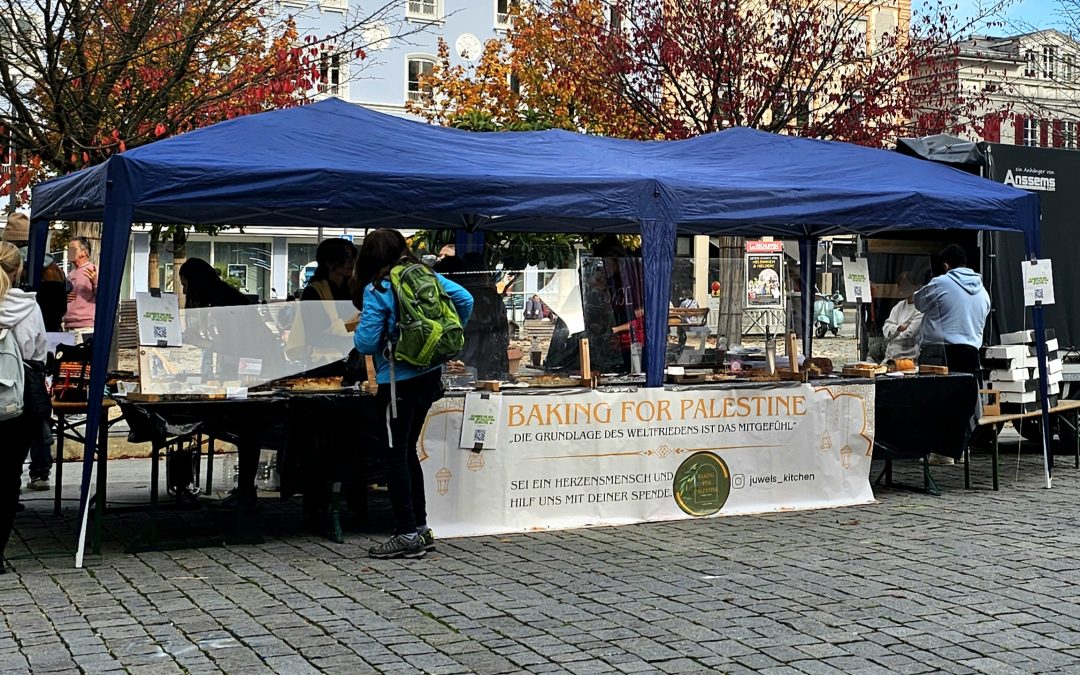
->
[1035,288,1044,300]
[153,326,168,339]
[473,428,486,444]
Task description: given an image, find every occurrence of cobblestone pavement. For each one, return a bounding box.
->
[3,441,1080,674]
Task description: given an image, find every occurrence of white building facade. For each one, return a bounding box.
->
[950,30,1080,148]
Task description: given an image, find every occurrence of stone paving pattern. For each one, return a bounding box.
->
[3,447,1080,674]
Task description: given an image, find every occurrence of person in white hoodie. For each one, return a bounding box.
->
[882,271,923,363]
[0,242,46,572]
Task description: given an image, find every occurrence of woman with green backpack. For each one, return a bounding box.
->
[353,229,473,559]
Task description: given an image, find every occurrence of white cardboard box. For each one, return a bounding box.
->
[991,368,1032,382]
[1001,390,1038,404]
[986,345,1027,360]
[1001,330,1033,345]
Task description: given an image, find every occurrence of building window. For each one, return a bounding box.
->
[407,56,435,103]
[848,18,868,56]
[1064,53,1076,82]
[1044,45,1058,79]
[319,52,341,96]
[1024,50,1038,77]
[407,0,440,21]
[609,3,624,32]
[1024,117,1040,146]
[1065,120,1077,149]
[496,0,518,28]
[508,72,521,95]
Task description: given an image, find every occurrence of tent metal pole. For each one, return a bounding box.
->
[28,217,49,287]
[75,163,135,567]
[641,218,675,388]
[799,236,818,358]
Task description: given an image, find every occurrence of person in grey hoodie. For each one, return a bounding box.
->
[0,242,47,572]
[914,244,990,466]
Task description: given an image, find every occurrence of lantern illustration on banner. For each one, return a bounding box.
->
[839,395,854,469]
[467,451,485,471]
[820,430,832,451]
[436,467,452,495]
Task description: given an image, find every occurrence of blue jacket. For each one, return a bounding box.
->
[914,267,990,349]
[353,273,474,384]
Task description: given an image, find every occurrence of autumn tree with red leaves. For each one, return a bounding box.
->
[0,0,414,287]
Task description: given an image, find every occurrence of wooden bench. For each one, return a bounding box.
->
[968,398,1080,491]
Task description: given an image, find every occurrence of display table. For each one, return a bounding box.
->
[872,373,979,461]
[116,391,382,550]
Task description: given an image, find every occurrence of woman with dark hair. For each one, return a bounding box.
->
[353,229,473,559]
[179,258,249,309]
[289,239,356,359]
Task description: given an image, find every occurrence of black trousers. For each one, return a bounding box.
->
[375,369,441,535]
[0,415,32,559]
[921,343,982,444]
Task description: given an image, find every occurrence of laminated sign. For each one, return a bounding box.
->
[1022,259,1055,306]
[842,258,871,302]
[460,392,502,450]
[135,292,182,347]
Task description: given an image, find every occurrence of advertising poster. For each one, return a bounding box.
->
[744,241,785,309]
[1022,259,1055,306]
[420,384,876,538]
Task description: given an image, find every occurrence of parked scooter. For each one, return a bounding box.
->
[813,290,844,338]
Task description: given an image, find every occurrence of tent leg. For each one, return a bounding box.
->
[799,237,818,358]
[75,166,135,567]
[1033,302,1053,488]
[641,218,676,387]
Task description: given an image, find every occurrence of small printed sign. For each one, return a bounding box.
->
[843,258,871,302]
[135,292,182,347]
[1022,259,1055,306]
[460,392,502,450]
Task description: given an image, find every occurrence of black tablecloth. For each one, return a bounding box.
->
[119,392,383,497]
[873,373,979,460]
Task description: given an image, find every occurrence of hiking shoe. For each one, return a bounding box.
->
[27,478,50,491]
[210,489,258,511]
[418,527,436,552]
[368,534,425,559]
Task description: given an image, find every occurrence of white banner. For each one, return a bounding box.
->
[421,383,876,538]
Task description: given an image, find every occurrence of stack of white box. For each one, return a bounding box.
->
[984,329,1062,412]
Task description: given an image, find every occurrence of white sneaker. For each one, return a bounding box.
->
[927,453,955,466]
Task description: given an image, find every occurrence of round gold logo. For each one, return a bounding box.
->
[673,452,731,517]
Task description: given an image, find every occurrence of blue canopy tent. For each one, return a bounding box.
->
[27,98,1044,559]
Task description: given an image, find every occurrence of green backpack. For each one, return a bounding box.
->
[389,260,464,368]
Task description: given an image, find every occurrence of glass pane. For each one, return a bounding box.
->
[212,241,271,300]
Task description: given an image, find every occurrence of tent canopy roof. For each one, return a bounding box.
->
[32,97,1039,240]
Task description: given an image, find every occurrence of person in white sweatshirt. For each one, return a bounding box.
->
[882,271,923,363]
[0,242,46,572]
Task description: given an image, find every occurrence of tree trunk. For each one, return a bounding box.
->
[148,224,161,290]
[171,226,188,307]
[715,236,744,342]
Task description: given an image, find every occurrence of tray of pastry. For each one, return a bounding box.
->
[517,374,585,388]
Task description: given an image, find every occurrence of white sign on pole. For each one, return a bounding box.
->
[135,292,182,346]
[842,258,871,302]
[1022,259,1055,306]
[460,392,502,450]
[422,384,876,538]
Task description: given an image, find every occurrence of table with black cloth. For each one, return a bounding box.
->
[116,391,383,551]
[872,373,979,493]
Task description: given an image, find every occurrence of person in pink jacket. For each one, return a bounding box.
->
[63,236,97,341]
